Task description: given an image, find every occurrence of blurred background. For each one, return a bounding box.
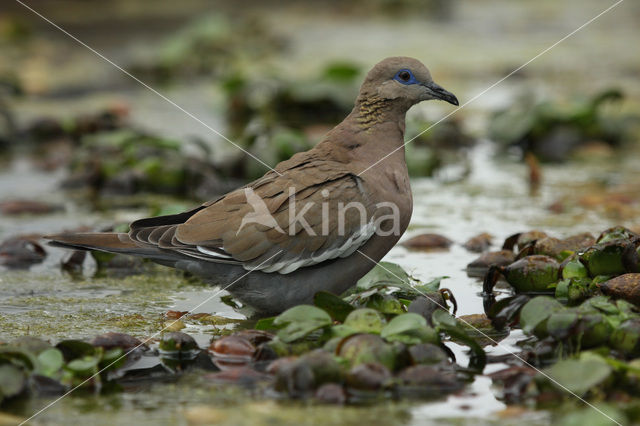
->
[2,0,639,273]
[1,0,640,422]
[2,0,640,191]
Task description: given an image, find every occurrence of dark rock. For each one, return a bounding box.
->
[0,234,46,269]
[346,362,391,391]
[466,250,516,278]
[402,233,453,251]
[463,233,493,253]
[314,383,346,404]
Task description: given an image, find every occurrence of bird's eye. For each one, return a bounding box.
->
[393,69,416,85]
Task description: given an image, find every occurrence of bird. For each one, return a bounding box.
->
[47,57,459,315]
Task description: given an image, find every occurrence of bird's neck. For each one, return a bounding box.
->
[352,95,409,131]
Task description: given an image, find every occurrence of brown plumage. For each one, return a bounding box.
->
[47,57,458,314]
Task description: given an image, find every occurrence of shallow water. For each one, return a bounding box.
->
[2,139,638,424]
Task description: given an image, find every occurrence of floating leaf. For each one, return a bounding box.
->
[356,262,411,291]
[543,357,611,396]
[66,356,100,376]
[337,334,396,370]
[56,340,95,361]
[254,316,276,331]
[519,296,564,336]
[556,403,626,426]
[220,294,241,309]
[329,324,357,338]
[313,291,354,322]
[432,310,486,372]
[343,309,384,334]
[273,305,332,343]
[364,293,405,315]
[562,258,589,279]
[381,313,438,345]
[0,364,25,398]
[100,347,125,371]
[36,348,64,377]
[431,309,457,328]
[413,277,447,293]
[0,347,37,370]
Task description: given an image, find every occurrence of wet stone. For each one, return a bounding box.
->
[209,335,256,365]
[0,234,46,269]
[159,332,198,353]
[408,343,449,365]
[397,365,459,388]
[274,358,316,397]
[463,233,493,253]
[599,274,640,306]
[346,362,391,391]
[92,332,145,352]
[401,233,453,251]
[314,382,346,405]
[0,199,61,215]
[466,250,516,278]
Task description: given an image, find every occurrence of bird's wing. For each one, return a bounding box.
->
[129,160,379,274]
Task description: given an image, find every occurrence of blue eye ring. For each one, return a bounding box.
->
[393,69,418,85]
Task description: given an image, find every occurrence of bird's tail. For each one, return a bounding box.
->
[45,232,175,260]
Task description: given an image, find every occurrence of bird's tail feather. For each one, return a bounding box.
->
[45,232,177,261]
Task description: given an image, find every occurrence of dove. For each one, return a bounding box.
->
[48,57,459,314]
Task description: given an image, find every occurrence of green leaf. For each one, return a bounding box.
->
[580,296,619,315]
[356,262,411,291]
[432,310,486,372]
[337,334,396,370]
[413,277,447,293]
[36,348,64,377]
[273,305,332,343]
[364,293,405,315]
[66,356,100,376]
[543,357,611,396]
[431,309,458,328]
[343,309,384,334]
[220,295,241,309]
[520,296,564,335]
[557,403,625,426]
[255,316,277,331]
[329,324,357,338]
[100,347,125,371]
[0,347,37,371]
[381,313,438,345]
[56,340,95,361]
[313,291,354,322]
[0,364,25,398]
[562,258,589,279]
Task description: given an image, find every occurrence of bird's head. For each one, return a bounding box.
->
[359,56,459,107]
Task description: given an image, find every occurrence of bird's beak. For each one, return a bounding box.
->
[421,81,459,106]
